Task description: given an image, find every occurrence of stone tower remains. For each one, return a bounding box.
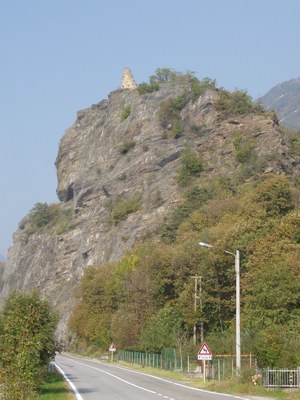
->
[121,67,137,89]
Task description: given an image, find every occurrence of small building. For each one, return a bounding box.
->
[121,67,137,89]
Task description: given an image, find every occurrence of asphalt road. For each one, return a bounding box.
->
[55,353,252,400]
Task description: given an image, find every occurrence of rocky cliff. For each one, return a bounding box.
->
[1,79,299,339]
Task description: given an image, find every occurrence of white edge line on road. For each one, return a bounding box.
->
[61,355,251,400]
[54,362,84,400]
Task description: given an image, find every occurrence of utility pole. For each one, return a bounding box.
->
[199,276,204,343]
[191,276,203,345]
[235,250,241,375]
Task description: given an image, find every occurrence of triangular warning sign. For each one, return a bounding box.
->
[198,342,212,360]
[109,343,116,351]
[198,342,212,355]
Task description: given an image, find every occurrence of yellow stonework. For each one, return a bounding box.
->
[121,67,137,89]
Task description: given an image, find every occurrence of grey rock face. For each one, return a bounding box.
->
[1,83,299,339]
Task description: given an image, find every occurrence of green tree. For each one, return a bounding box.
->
[137,82,160,94]
[68,262,118,347]
[110,252,158,348]
[253,326,300,367]
[0,290,58,400]
[190,77,216,99]
[139,305,182,352]
[245,258,300,328]
[149,68,179,84]
[29,203,52,229]
[253,174,294,217]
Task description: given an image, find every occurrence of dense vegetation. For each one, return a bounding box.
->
[68,173,300,368]
[0,290,59,399]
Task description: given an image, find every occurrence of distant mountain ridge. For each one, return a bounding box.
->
[259,77,300,131]
[0,255,5,262]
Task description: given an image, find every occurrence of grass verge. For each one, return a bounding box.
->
[38,371,74,399]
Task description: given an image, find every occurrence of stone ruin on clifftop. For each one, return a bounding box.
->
[121,67,137,89]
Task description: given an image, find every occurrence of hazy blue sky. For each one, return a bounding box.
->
[1,0,300,257]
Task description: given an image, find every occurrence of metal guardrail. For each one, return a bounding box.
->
[262,367,300,388]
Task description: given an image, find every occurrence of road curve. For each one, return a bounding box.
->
[55,353,251,400]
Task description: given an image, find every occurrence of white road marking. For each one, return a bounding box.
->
[57,355,251,400]
[101,362,251,399]
[54,362,84,400]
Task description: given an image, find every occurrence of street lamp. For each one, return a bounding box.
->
[199,241,241,376]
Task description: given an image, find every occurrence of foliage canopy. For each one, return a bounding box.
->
[0,290,59,400]
[68,173,300,368]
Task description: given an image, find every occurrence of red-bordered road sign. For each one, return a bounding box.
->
[198,342,212,360]
[109,343,117,352]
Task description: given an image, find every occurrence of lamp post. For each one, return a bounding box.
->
[199,242,241,375]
